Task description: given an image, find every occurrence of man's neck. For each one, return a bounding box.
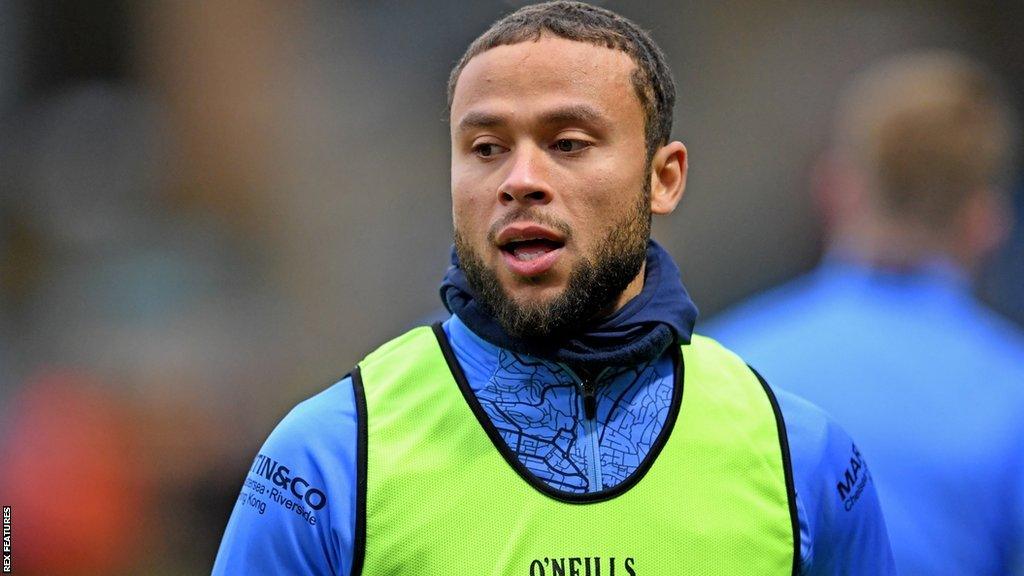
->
[832,219,975,276]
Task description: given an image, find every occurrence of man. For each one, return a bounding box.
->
[213,3,895,574]
[708,51,1024,576]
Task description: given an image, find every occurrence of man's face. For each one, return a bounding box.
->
[450,36,652,339]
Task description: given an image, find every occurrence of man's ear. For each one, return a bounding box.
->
[958,187,1010,264]
[649,141,687,215]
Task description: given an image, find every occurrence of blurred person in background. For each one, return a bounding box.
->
[0,77,284,576]
[0,2,298,573]
[213,2,895,574]
[0,372,150,575]
[708,51,1024,576]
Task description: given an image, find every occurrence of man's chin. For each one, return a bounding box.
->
[498,276,567,304]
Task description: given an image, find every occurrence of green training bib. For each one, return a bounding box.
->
[352,325,797,575]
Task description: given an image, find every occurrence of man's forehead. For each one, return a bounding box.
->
[450,36,639,117]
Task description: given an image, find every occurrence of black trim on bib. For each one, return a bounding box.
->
[430,322,684,505]
[749,365,801,576]
[351,368,368,576]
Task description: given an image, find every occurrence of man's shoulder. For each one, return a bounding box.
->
[693,336,893,567]
[261,377,357,462]
[689,334,849,468]
[771,385,895,571]
[704,336,859,483]
[771,387,850,475]
[360,325,439,366]
[243,377,358,528]
[212,377,358,576]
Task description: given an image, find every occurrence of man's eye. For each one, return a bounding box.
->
[473,143,506,157]
[553,139,589,153]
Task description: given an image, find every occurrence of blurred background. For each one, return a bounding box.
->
[0,1,1021,573]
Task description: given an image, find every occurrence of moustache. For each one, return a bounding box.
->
[485,208,573,244]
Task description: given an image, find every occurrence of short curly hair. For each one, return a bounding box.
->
[447,1,676,161]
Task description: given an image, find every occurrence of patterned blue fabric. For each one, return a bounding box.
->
[473,344,672,493]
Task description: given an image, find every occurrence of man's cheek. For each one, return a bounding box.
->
[450,210,474,237]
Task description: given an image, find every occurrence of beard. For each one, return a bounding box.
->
[454,184,651,341]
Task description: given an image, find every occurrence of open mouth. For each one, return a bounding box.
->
[494,224,568,277]
[500,237,565,261]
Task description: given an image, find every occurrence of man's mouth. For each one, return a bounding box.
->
[500,238,564,261]
[495,224,567,276]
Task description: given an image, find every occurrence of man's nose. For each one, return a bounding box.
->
[498,145,553,205]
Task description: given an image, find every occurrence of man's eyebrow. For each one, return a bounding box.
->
[455,104,609,133]
[537,104,607,128]
[456,111,506,132]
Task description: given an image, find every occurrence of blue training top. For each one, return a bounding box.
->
[213,314,896,575]
[707,258,1024,576]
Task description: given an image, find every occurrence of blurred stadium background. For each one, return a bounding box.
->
[0,1,1021,574]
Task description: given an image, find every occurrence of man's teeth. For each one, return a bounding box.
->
[514,249,547,261]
